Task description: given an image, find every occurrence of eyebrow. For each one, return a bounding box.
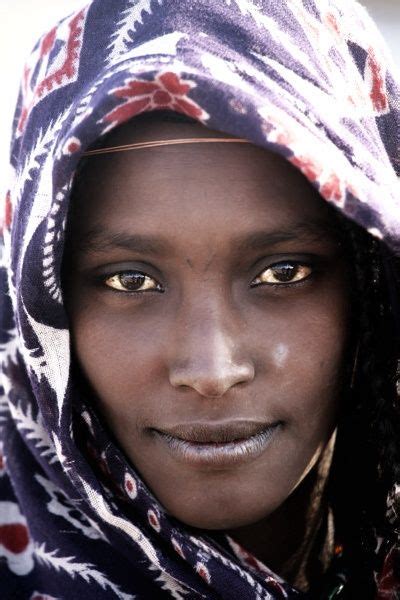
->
[234,219,341,253]
[74,229,171,256]
[74,218,340,257]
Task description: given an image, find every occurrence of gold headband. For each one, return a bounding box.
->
[83,137,251,156]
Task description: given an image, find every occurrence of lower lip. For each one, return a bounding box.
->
[154,424,281,468]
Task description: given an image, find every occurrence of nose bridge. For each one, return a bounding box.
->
[169,293,254,397]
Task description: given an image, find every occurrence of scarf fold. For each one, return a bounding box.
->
[1,1,400,597]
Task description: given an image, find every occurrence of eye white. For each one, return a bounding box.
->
[105,272,159,292]
[253,263,312,285]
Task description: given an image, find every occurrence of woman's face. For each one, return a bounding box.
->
[64,117,350,530]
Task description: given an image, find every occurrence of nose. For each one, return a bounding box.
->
[169,317,255,398]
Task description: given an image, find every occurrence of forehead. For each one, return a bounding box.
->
[71,117,336,241]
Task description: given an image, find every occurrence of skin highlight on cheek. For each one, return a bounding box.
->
[272,343,289,370]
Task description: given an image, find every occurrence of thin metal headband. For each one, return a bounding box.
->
[83,137,251,156]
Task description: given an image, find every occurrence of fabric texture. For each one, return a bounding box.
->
[1,0,400,597]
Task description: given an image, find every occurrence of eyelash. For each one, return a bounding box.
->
[100,260,314,295]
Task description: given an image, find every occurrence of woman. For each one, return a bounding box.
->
[0,0,399,598]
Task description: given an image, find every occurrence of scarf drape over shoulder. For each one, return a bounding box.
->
[1,1,400,597]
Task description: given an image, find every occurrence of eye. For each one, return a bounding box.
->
[251,262,312,286]
[104,270,162,293]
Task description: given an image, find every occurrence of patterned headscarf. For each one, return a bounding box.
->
[1,0,400,597]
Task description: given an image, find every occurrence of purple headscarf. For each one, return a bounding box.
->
[1,0,400,597]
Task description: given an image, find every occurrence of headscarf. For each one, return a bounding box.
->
[1,0,400,597]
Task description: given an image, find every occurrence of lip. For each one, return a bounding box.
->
[152,420,282,467]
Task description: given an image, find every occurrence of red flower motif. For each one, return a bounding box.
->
[40,27,56,57]
[36,11,85,99]
[0,502,34,575]
[290,155,344,204]
[104,71,207,125]
[124,472,137,500]
[366,48,389,114]
[325,12,340,36]
[320,172,343,203]
[171,537,185,559]
[0,523,29,554]
[4,191,12,231]
[17,9,87,134]
[290,155,322,183]
[62,136,81,156]
[195,562,211,584]
[147,508,161,532]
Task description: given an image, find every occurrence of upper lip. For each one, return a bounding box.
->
[154,420,280,444]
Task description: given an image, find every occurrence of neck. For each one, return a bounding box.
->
[226,432,337,592]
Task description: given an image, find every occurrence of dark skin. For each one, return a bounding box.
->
[64,116,350,590]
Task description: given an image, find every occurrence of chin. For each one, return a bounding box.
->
[167,499,278,531]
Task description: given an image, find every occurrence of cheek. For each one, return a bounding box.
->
[248,279,349,427]
[263,298,348,434]
[70,304,167,421]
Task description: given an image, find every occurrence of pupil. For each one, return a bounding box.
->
[274,264,297,282]
[119,272,145,290]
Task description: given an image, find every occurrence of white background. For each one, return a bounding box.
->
[0,0,399,197]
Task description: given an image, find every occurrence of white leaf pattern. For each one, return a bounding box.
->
[34,543,134,599]
[108,0,164,62]
[8,402,58,464]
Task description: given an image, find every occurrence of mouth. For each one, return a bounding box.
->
[152,420,282,467]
